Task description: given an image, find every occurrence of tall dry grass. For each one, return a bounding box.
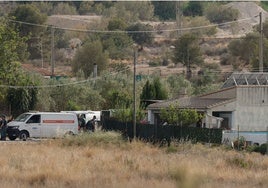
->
[0,131,267,188]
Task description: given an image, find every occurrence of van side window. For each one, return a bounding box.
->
[27,115,41,124]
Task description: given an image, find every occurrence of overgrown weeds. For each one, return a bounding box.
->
[226,156,255,169]
[60,131,126,147]
[0,132,268,188]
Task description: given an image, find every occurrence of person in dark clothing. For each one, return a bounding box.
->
[196,119,202,128]
[0,115,7,140]
[78,114,86,131]
[86,115,96,132]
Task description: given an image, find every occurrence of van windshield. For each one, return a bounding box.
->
[14,113,32,122]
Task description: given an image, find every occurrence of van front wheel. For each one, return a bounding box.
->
[19,131,29,141]
[8,136,17,141]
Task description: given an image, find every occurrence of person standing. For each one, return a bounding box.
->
[0,115,7,141]
[86,115,96,132]
[78,114,86,131]
[0,116,2,140]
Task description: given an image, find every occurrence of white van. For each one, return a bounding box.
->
[61,110,101,123]
[7,112,79,140]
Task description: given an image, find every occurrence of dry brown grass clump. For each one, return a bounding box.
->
[0,131,267,188]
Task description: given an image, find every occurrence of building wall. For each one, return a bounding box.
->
[210,100,236,112]
[235,86,268,131]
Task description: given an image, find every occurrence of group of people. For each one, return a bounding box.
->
[78,114,97,132]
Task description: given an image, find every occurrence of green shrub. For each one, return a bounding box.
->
[220,53,232,65]
[252,144,268,155]
[148,61,160,67]
[205,4,239,24]
[203,45,227,56]
[226,156,254,169]
[202,63,221,72]
[166,145,177,153]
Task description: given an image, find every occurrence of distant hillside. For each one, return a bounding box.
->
[44,2,268,77]
[216,1,268,38]
[47,15,102,29]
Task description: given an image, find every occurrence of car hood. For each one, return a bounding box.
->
[7,121,24,127]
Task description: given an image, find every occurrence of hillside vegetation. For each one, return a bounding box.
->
[1,1,268,116]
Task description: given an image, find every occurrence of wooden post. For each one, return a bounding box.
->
[237,125,240,151]
[133,49,137,140]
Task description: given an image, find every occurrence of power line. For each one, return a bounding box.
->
[0,64,132,89]
[7,16,257,34]
[3,15,261,88]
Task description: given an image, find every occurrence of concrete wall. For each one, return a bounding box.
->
[210,100,236,112]
[148,110,154,124]
[235,86,268,131]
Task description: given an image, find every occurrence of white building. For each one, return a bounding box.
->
[147,72,268,132]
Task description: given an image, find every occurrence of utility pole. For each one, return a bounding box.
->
[38,37,44,68]
[266,126,268,155]
[40,37,44,69]
[93,63,97,87]
[133,48,137,140]
[259,12,263,72]
[93,63,97,79]
[51,26,55,77]
[176,1,182,38]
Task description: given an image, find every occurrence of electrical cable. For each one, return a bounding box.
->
[0,63,132,89]
[7,15,257,33]
[3,14,262,88]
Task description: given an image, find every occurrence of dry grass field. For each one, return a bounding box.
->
[0,131,267,188]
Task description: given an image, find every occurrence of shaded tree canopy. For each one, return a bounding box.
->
[127,23,153,46]
[152,1,176,20]
[72,40,108,78]
[228,32,268,71]
[0,19,28,84]
[0,18,39,116]
[160,102,201,126]
[108,18,127,31]
[140,77,167,108]
[173,33,203,79]
[205,3,239,24]
[183,1,204,17]
[9,4,47,37]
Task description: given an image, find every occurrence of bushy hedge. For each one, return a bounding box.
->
[249,144,268,155]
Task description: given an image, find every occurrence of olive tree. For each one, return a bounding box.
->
[127,23,153,46]
[72,40,108,78]
[160,102,201,126]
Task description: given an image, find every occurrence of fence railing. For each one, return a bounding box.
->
[102,119,222,144]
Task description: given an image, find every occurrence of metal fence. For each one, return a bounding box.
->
[102,119,222,144]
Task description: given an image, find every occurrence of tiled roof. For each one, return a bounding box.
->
[22,64,51,76]
[148,72,268,111]
[147,97,233,110]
